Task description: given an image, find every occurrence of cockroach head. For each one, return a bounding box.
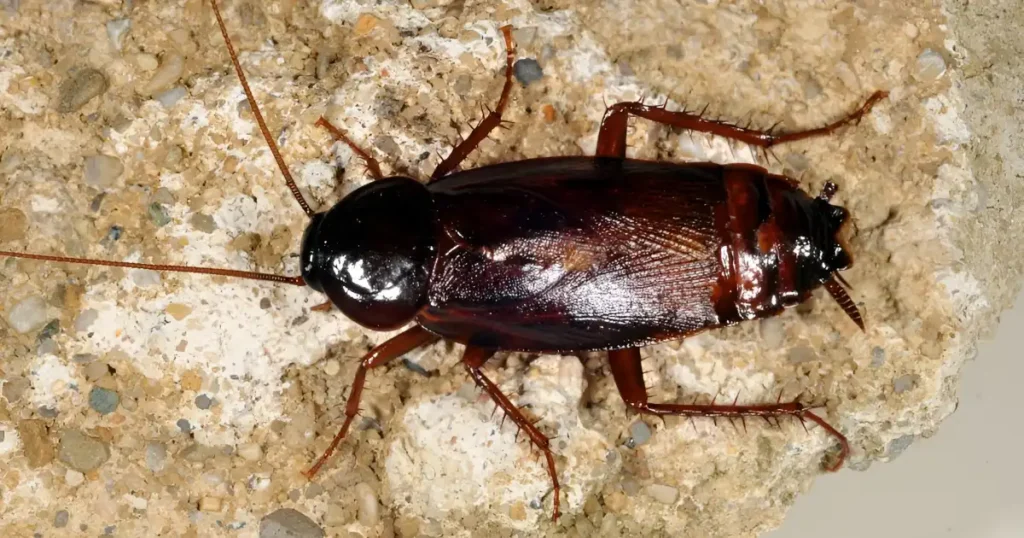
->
[814,181,853,273]
[300,177,437,330]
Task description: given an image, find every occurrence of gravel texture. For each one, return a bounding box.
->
[1,0,1022,537]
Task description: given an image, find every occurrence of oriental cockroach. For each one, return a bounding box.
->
[0,0,887,521]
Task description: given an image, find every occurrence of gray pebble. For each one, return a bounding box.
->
[37,405,58,418]
[100,225,123,247]
[259,297,272,309]
[57,430,110,472]
[8,296,49,334]
[83,361,108,381]
[89,387,120,415]
[145,441,167,472]
[402,357,431,377]
[155,86,187,108]
[626,421,651,448]
[190,213,216,233]
[84,154,124,188]
[153,187,175,206]
[260,508,325,538]
[90,193,106,212]
[179,443,219,463]
[54,510,70,528]
[2,377,30,402]
[132,269,161,287]
[195,394,213,410]
[513,58,544,85]
[621,479,641,496]
[176,418,192,434]
[73,353,97,363]
[893,374,919,393]
[453,74,472,94]
[57,67,108,113]
[37,338,58,356]
[374,135,400,156]
[886,434,915,459]
[871,346,885,367]
[0,430,5,442]
[106,18,131,51]
[305,483,325,498]
[36,319,60,341]
[74,305,99,332]
[148,202,171,227]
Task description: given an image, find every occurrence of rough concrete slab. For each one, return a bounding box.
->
[1,0,1021,536]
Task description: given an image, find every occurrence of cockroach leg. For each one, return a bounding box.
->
[314,117,384,181]
[430,25,517,181]
[310,300,333,312]
[462,346,561,521]
[304,326,439,478]
[595,90,888,158]
[608,348,849,471]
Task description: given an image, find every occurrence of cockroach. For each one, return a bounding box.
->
[0,1,887,522]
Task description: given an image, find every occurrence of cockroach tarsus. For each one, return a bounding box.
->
[0,0,890,523]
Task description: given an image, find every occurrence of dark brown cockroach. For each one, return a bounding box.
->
[0,1,887,521]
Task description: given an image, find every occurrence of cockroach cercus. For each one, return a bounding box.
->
[0,1,887,522]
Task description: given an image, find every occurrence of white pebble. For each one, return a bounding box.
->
[143,53,184,95]
[355,482,379,526]
[155,86,187,108]
[65,469,85,487]
[146,442,167,472]
[916,49,946,81]
[323,359,341,376]
[7,296,48,334]
[238,442,263,462]
[84,154,123,188]
[646,484,679,505]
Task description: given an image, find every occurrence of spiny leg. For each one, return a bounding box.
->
[314,117,384,181]
[209,0,315,217]
[430,25,517,181]
[608,348,849,471]
[462,346,561,521]
[310,300,333,312]
[595,90,888,158]
[304,326,439,478]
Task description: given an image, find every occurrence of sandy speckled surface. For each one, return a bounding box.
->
[1,0,1021,537]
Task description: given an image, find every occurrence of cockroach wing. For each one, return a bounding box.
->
[419,157,729,352]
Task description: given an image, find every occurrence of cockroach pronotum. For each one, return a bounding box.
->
[0,1,888,522]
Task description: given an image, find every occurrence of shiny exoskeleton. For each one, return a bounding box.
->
[301,158,859,352]
[0,3,886,522]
